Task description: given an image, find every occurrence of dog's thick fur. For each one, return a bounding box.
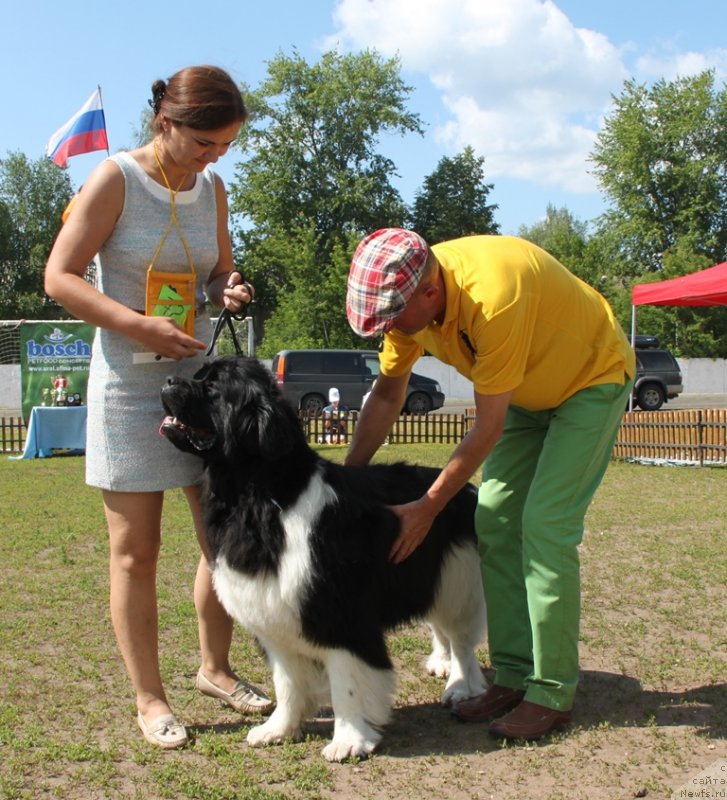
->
[160,356,487,761]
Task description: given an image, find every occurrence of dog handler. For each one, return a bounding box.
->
[45,66,272,749]
[344,228,634,740]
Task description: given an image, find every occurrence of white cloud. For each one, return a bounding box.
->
[437,96,600,192]
[327,0,628,194]
[636,48,727,81]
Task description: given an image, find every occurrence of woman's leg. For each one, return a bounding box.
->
[184,484,238,693]
[103,489,170,723]
[185,485,273,712]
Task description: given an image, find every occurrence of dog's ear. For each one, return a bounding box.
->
[255,398,295,460]
[216,382,295,461]
[210,358,299,462]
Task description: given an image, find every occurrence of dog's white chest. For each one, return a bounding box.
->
[212,471,336,648]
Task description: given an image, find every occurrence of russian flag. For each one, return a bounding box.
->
[46,88,109,169]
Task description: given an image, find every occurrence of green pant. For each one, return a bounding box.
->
[475,379,632,711]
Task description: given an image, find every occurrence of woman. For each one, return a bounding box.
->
[45,65,272,749]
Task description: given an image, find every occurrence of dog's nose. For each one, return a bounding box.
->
[165,376,179,387]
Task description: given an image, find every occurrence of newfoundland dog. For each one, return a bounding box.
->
[160,356,486,761]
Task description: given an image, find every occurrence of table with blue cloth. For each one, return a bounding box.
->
[12,406,87,459]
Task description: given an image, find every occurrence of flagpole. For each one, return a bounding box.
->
[97,84,110,156]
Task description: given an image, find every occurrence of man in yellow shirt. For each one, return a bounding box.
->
[345,228,634,740]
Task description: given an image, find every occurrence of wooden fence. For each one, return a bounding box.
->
[0,416,25,454]
[615,408,727,466]
[307,408,727,465]
[300,410,475,446]
[3,408,727,466]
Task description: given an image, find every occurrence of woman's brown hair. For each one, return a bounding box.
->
[149,65,247,133]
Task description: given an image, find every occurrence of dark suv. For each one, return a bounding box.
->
[632,338,683,411]
[271,349,445,414]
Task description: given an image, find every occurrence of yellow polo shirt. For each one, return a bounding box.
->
[379,236,635,411]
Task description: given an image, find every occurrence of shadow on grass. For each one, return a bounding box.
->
[185,716,338,754]
[277,670,727,760]
[576,669,727,740]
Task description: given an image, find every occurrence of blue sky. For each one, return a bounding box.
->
[4,0,726,234]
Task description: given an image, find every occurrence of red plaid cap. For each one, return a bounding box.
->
[346,228,429,337]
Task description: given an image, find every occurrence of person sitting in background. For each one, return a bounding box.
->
[322,387,349,443]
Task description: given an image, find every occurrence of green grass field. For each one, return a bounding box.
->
[1,448,725,800]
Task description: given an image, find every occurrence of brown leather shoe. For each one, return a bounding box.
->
[452,685,526,723]
[488,700,572,740]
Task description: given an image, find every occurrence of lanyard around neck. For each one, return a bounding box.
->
[148,141,195,275]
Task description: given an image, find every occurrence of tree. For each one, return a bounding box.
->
[408,147,499,243]
[228,49,423,349]
[591,70,727,355]
[591,70,727,276]
[518,205,588,276]
[0,152,73,318]
[130,108,154,148]
[256,226,365,355]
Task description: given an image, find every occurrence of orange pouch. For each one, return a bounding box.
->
[145,269,197,336]
[145,144,199,337]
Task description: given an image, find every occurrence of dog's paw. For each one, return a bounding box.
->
[441,672,489,708]
[425,651,451,679]
[441,681,475,708]
[247,720,301,747]
[321,734,378,763]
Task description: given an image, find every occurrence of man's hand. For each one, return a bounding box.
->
[387,497,438,564]
[386,389,513,565]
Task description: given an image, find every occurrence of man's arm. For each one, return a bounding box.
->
[345,372,410,466]
[388,389,511,563]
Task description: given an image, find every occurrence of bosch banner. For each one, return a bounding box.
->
[19,321,95,422]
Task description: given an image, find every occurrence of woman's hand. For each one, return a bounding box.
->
[387,497,438,564]
[135,315,206,360]
[222,271,254,315]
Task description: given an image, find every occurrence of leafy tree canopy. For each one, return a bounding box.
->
[408,146,499,243]
[228,48,423,349]
[518,204,588,275]
[592,70,727,354]
[0,152,73,318]
[592,70,727,275]
[255,226,365,356]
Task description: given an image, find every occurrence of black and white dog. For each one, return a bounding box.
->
[160,357,487,761]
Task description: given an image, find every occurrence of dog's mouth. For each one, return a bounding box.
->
[160,415,217,451]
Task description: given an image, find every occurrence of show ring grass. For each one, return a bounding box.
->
[0,446,725,800]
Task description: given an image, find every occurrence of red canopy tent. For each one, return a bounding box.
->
[630,260,727,343]
[629,261,727,409]
[632,261,727,307]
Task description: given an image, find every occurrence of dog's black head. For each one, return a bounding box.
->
[160,356,303,463]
